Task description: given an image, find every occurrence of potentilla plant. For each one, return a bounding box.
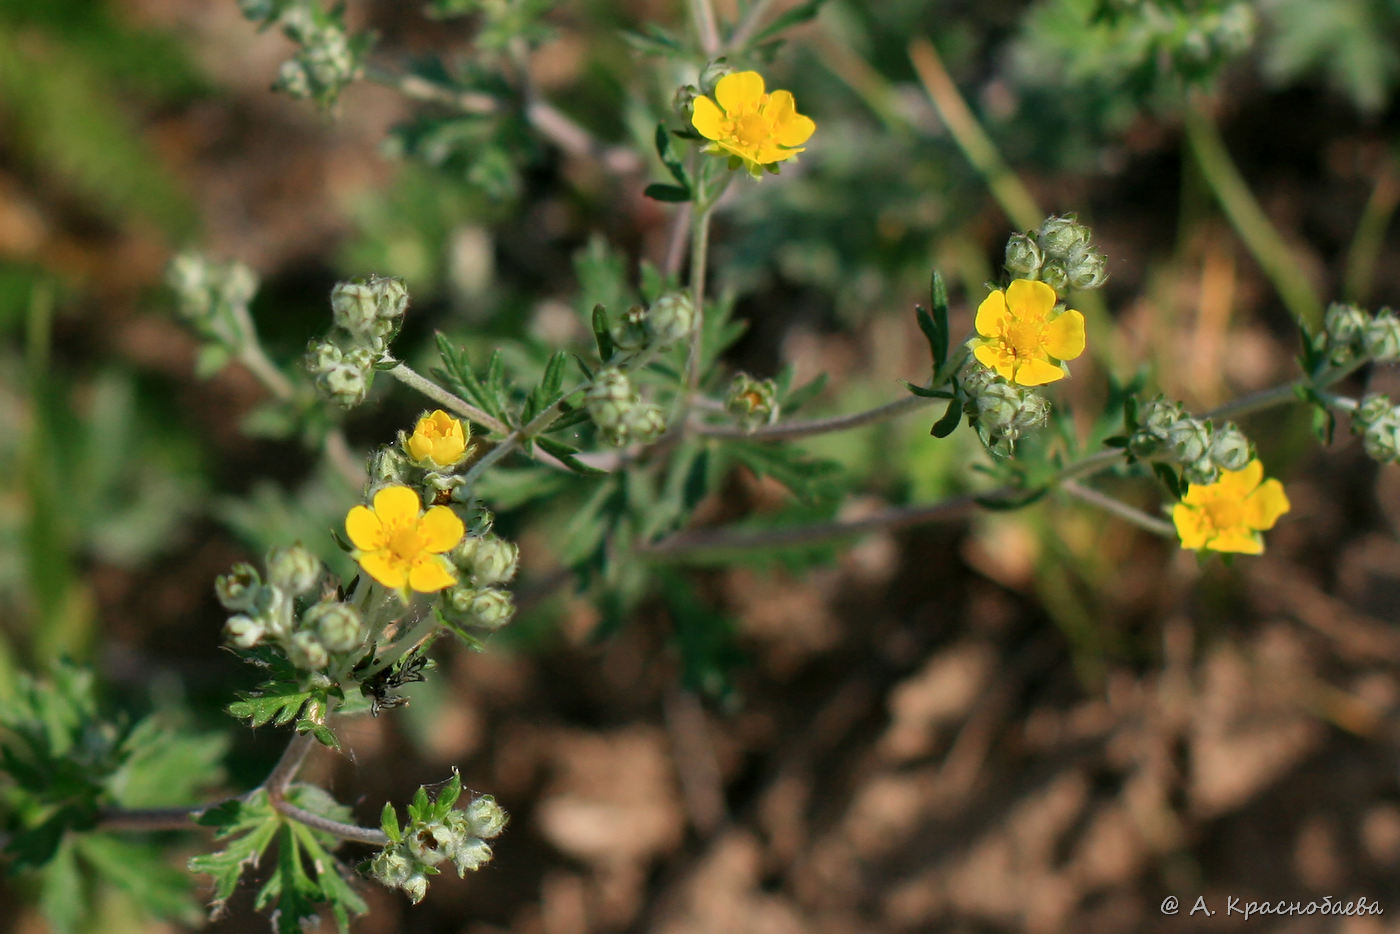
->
[2,1,1395,931]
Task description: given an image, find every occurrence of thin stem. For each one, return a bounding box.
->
[459,379,593,488]
[1183,102,1323,330]
[692,391,943,441]
[95,806,201,832]
[1343,154,1400,304]
[690,0,721,55]
[364,65,640,174]
[662,201,693,279]
[272,801,390,847]
[908,38,1042,232]
[728,0,778,49]
[387,362,509,435]
[1060,480,1175,537]
[264,732,318,799]
[684,204,714,401]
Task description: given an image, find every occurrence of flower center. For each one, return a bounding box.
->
[730,113,771,149]
[1004,319,1045,358]
[1201,498,1243,533]
[387,522,424,562]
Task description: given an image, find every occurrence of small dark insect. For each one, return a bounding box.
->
[362,652,431,716]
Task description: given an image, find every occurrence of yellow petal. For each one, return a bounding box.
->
[766,91,815,147]
[1207,529,1264,555]
[1005,279,1056,320]
[691,95,726,141]
[1041,309,1086,361]
[1217,460,1264,500]
[1173,504,1209,549]
[716,71,765,114]
[419,506,465,553]
[358,550,408,589]
[408,555,456,593]
[346,505,385,550]
[975,290,1008,338]
[407,432,432,462]
[972,341,1004,373]
[1014,357,1065,386]
[372,485,421,526]
[1243,478,1290,530]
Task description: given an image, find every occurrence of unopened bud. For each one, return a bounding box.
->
[673,84,698,121]
[612,304,651,352]
[273,59,312,99]
[1182,458,1221,486]
[1208,422,1252,472]
[1065,245,1108,290]
[648,291,694,346]
[464,795,508,839]
[444,586,515,631]
[699,59,733,96]
[370,846,413,889]
[1357,393,1392,425]
[1039,260,1069,293]
[625,403,667,443]
[216,563,263,613]
[1364,308,1400,362]
[1004,232,1044,279]
[288,630,330,671]
[1037,215,1090,256]
[1325,302,1369,348]
[305,601,366,654]
[330,281,380,337]
[224,614,266,649]
[448,836,493,875]
[266,544,321,596]
[454,535,519,587]
[725,373,778,431]
[1167,417,1210,465]
[402,873,428,904]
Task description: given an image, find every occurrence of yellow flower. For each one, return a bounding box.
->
[1172,460,1290,555]
[406,409,469,468]
[971,279,1086,386]
[346,486,464,599]
[691,71,815,176]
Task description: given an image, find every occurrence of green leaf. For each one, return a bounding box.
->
[380,803,401,844]
[644,183,692,203]
[227,679,316,729]
[620,24,685,54]
[654,123,689,187]
[37,840,84,934]
[75,835,201,925]
[780,372,827,414]
[746,0,830,47]
[728,442,844,504]
[189,793,280,915]
[1152,463,1183,499]
[974,486,1050,511]
[591,304,615,362]
[930,399,962,437]
[537,435,608,475]
[904,380,952,399]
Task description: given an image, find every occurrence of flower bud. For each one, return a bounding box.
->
[304,339,343,374]
[330,281,380,337]
[1004,232,1044,279]
[1208,422,1252,472]
[624,403,667,443]
[274,59,313,99]
[1009,390,1051,436]
[305,601,366,654]
[1363,419,1400,463]
[673,84,698,121]
[408,822,452,867]
[648,291,694,346]
[1065,245,1108,291]
[166,253,213,319]
[587,367,637,445]
[368,445,410,486]
[454,535,519,587]
[318,364,370,408]
[407,409,470,468]
[1182,458,1221,486]
[1325,301,1369,348]
[957,359,996,400]
[403,873,428,904]
[464,795,508,839]
[221,262,259,309]
[444,586,515,631]
[1167,417,1210,465]
[288,630,330,671]
[448,836,493,875]
[612,304,651,352]
[224,614,266,649]
[456,501,495,534]
[725,373,779,431]
[1039,260,1069,293]
[1139,397,1179,439]
[1364,308,1400,362]
[369,275,409,320]
[266,544,321,597]
[974,381,1022,434]
[1357,392,1392,425]
[699,59,733,97]
[216,563,263,613]
[370,845,413,889]
[1037,215,1091,256]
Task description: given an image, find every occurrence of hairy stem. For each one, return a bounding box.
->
[387,362,509,435]
[692,391,944,441]
[1183,103,1323,330]
[264,732,318,799]
[274,800,390,847]
[689,0,721,55]
[1061,480,1175,537]
[728,0,778,49]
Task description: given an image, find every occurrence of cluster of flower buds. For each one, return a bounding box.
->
[611,292,695,353]
[370,793,507,904]
[958,361,1051,450]
[216,546,368,671]
[166,252,260,347]
[239,1,364,108]
[440,533,519,633]
[586,367,666,446]
[303,276,409,408]
[1352,393,1400,464]
[1093,0,1254,80]
[1005,214,1108,292]
[1129,397,1252,484]
[725,372,779,432]
[1322,302,1400,365]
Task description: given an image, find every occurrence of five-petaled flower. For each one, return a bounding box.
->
[1172,459,1290,554]
[407,409,469,468]
[691,71,815,177]
[346,486,464,600]
[971,279,1086,386]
